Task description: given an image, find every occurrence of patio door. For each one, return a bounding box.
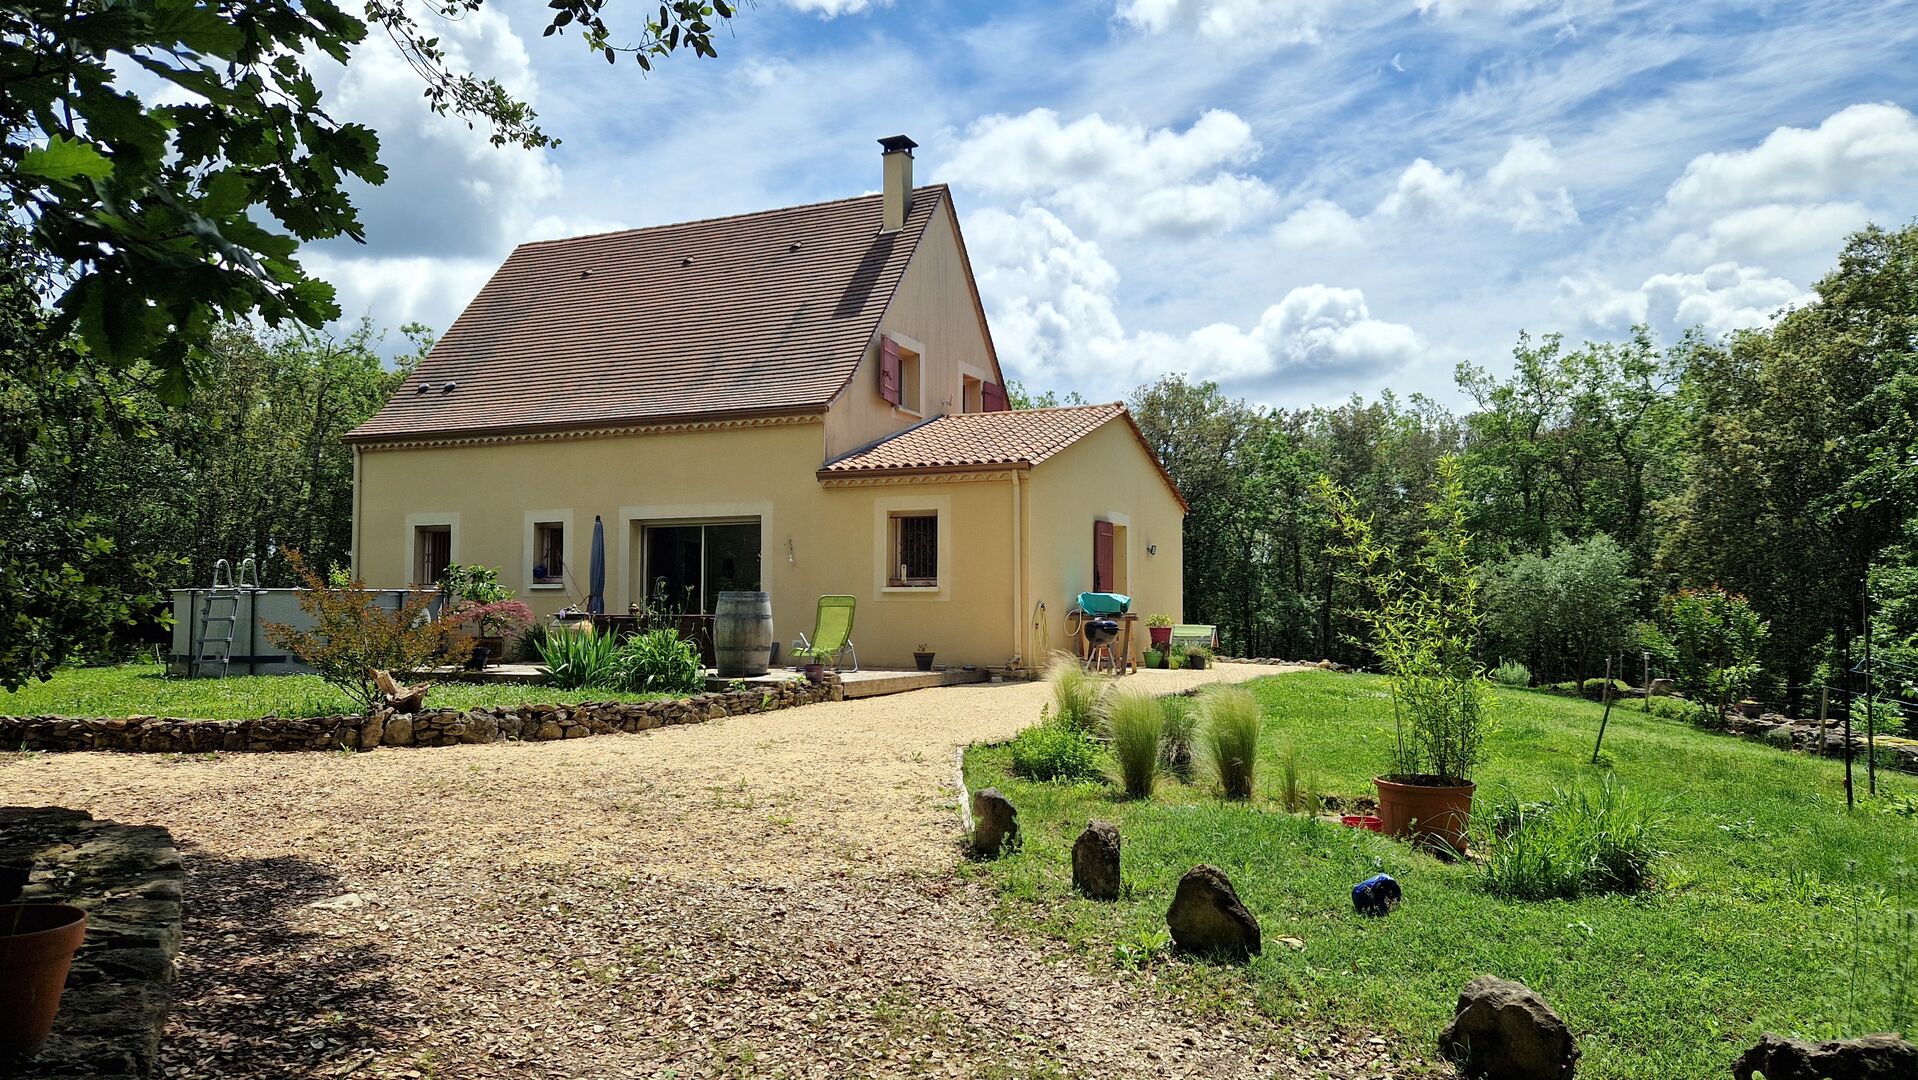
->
[642,520,761,613]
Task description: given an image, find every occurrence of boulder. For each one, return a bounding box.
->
[970,788,1018,857]
[1072,821,1122,900]
[1731,1032,1917,1080]
[1438,975,1578,1079]
[1165,864,1260,960]
[382,714,414,747]
[1649,678,1676,696]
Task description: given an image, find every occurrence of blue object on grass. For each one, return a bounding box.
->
[1352,873,1401,917]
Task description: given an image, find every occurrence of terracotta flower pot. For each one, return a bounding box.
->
[1374,775,1475,855]
[1,903,87,1059]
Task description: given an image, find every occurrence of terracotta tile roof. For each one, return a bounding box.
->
[345,186,949,442]
[822,404,1127,474]
[820,403,1186,509]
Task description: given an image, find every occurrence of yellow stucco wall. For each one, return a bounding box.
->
[824,201,1003,461]
[1023,420,1186,665]
[354,421,1023,670]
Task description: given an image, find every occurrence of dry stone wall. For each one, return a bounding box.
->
[0,676,839,754]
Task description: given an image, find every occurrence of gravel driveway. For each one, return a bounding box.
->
[2,663,1406,1078]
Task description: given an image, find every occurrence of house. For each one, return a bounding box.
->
[344,137,1186,671]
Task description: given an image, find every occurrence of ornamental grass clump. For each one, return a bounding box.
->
[613,628,703,694]
[1195,685,1261,800]
[1101,685,1164,799]
[1160,696,1198,779]
[1045,652,1107,733]
[1479,777,1666,900]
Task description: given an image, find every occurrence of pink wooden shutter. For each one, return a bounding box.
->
[982,381,1009,411]
[1093,520,1115,594]
[879,338,902,405]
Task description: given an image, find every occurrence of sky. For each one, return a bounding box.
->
[301,0,1918,410]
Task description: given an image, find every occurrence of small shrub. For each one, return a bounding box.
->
[1763,725,1795,749]
[1478,777,1666,900]
[1102,685,1163,799]
[1183,645,1211,671]
[613,628,704,694]
[1491,660,1531,688]
[1045,652,1106,732]
[1547,680,1580,695]
[509,623,549,663]
[1009,706,1102,782]
[538,626,618,689]
[1195,685,1261,800]
[1160,697,1197,779]
[262,550,470,714]
[1581,677,1632,700]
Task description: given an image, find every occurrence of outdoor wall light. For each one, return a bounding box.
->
[786,538,796,565]
[1146,543,1159,556]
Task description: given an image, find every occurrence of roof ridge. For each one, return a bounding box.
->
[517,183,952,250]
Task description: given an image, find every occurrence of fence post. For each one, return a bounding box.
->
[1592,656,1615,765]
[1866,591,1877,797]
[1642,652,1652,710]
[1818,687,1830,759]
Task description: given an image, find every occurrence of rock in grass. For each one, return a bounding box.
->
[970,788,1018,857]
[1438,975,1578,1080]
[1731,1032,1917,1080]
[1165,864,1260,960]
[1072,821,1122,900]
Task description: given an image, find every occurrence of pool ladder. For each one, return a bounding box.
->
[192,558,257,677]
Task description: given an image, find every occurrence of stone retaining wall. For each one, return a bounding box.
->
[1,807,185,1079]
[0,675,840,754]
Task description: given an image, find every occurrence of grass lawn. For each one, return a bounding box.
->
[1,662,681,719]
[962,670,1918,1080]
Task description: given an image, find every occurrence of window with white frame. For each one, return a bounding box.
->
[888,511,938,588]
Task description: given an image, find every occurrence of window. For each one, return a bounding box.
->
[899,347,922,414]
[414,525,451,586]
[533,522,564,583]
[889,512,938,588]
[879,335,925,414]
[962,375,983,413]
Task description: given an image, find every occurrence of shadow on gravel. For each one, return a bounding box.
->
[160,846,401,1079]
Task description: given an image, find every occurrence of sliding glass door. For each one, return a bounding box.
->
[642,521,761,614]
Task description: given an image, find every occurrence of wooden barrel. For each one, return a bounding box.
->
[713,591,773,677]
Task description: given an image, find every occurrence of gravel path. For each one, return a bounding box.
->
[2,663,1410,1078]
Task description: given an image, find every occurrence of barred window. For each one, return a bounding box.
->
[889,513,938,587]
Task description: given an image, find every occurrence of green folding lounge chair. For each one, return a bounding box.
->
[793,594,858,672]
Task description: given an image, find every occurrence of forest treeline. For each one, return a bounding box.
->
[1125,223,1918,714]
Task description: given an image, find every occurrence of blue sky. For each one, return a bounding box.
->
[305,0,1918,408]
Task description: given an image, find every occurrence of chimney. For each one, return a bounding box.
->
[879,135,917,233]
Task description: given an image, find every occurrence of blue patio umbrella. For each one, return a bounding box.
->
[587,515,606,615]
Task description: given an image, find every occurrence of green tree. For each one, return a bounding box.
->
[3,0,737,393]
[1660,587,1769,718]
[1484,533,1639,683]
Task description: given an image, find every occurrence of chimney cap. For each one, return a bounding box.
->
[878,135,918,154]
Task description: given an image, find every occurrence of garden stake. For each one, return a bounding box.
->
[1591,656,1615,765]
[1865,591,1876,796]
[1642,652,1652,711]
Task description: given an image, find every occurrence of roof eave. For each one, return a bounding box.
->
[344,405,824,446]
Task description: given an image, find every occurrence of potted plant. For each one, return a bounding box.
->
[1183,645,1210,671]
[1146,613,1173,649]
[2,903,88,1058]
[1142,648,1164,669]
[796,645,829,683]
[913,643,936,672]
[1320,458,1491,856]
[441,564,534,669]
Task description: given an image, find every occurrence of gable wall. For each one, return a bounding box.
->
[1022,420,1186,664]
[823,201,1001,462]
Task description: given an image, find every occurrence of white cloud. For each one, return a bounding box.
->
[1272,198,1366,249]
[1559,261,1807,337]
[1114,0,1342,46]
[1666,201,1873,265]
[303,252,502,337]
[1374,136,1577,232]
[317,5,560,259]
[783,0,891,15]
[941,108,1274,238]
[966,206,1418,397]
[1664,103,1918,213]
